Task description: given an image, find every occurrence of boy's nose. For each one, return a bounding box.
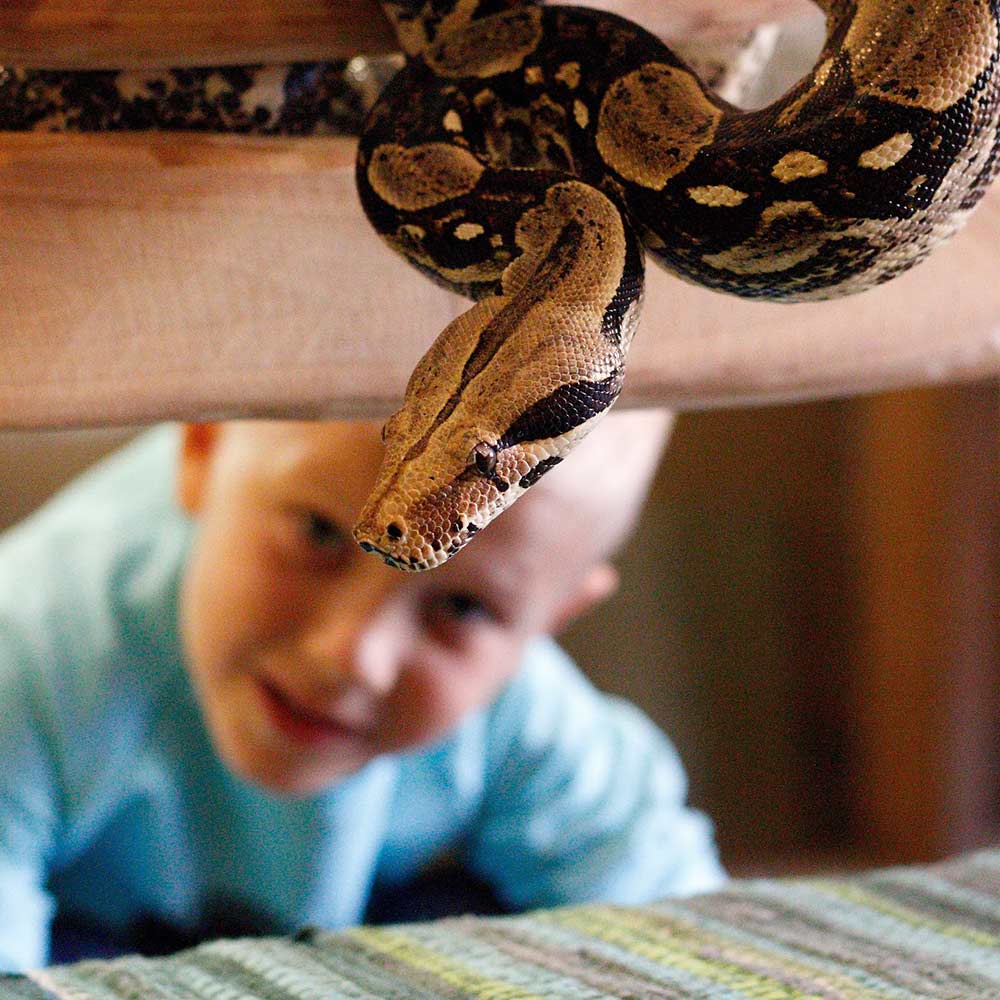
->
[300,590,404,696]
[341,622,401,695]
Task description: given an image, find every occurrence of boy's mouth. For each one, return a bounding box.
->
[257,679,371,748]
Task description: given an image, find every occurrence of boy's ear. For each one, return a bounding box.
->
[549,562,620,635]
[176,423,221,514]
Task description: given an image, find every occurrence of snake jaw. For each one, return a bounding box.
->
[355,538,432,573]
[353,436,561,571]
[353,490,492,572]
[352,449,494,571]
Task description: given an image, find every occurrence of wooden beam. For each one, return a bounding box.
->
[0,130,998,428]
[0,1,399,69]
[0,0,815,69]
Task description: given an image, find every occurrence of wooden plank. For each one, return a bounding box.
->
[0,1,399,69]
[0,130,998,428]
[0,0,815,69]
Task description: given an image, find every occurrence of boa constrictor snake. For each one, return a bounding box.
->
[353,0,1000,570]
[4,1,998,570]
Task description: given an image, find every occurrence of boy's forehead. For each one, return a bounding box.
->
[228,420,384,480]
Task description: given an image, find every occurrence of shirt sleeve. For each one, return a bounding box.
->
[0,622,59,971]
[466,642,726,909]
[0,428,186,971]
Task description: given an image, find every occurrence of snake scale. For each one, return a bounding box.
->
[3,1,999,570]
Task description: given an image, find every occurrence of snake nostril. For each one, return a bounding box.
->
[386,521,404,540]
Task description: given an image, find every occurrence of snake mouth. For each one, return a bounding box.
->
[354,479,487,571]
[356,538,425,572]
[355,496,467,572]
[354,525,447,572]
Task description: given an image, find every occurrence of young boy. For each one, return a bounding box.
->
[0,416,724,971]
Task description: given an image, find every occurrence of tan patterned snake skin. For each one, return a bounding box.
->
[353,0,1000,570]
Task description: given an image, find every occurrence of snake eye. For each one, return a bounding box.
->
[381,414,398,443]
[470,442,498,477]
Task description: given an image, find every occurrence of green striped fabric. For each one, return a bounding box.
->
[10,848,1000,999]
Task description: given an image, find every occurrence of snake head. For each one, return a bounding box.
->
[353,183,635,572]
[353,410,569,571]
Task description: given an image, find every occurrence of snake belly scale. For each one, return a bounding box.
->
[353,0,1000,570]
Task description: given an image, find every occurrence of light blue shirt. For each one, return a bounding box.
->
[0,427,724,971]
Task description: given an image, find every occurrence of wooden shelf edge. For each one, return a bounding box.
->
[0,1,398,69]
[0,1,818,69]
[1,129,998,428]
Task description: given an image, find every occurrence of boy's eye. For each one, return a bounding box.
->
[431,591,492,624]
[302,511,346,552]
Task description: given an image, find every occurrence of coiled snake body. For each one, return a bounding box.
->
[353,0,1000,569]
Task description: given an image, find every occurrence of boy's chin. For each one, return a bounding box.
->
[213,724,372,798]
[230,750,369,798]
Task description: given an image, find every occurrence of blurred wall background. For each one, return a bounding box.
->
[3,383,997,876]
[562,383,1000,874]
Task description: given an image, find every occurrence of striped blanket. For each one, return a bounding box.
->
[6,848,1000,999]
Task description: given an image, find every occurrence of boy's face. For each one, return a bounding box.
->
[177,421,617,796]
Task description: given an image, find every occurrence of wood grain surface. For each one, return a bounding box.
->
[0,131,997,428]
[0,0,814,68]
